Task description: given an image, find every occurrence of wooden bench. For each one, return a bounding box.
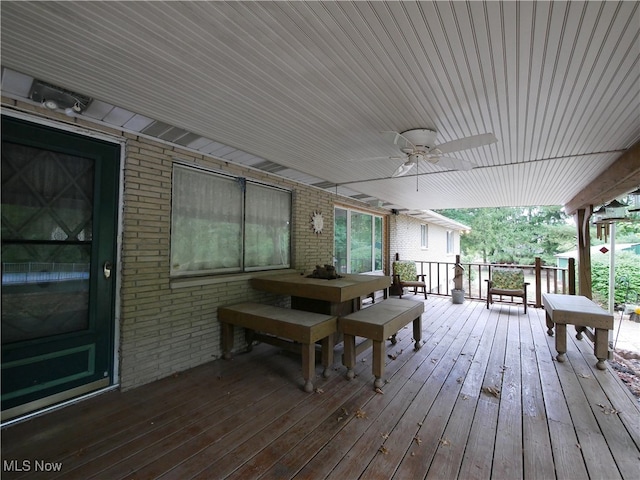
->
[542,293,613,370]
[338,298,424,389]
[218,303,337,392]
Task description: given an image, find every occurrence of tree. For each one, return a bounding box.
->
[437,206,575,265]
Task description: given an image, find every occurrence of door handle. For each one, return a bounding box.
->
[103,261,112,279]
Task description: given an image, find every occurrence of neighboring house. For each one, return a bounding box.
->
[555,243,640,269]
[389,211,470,293]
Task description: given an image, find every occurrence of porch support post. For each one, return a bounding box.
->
[575,207,592,299]
[568,258,576,295]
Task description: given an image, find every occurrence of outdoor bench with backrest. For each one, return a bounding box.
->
[338,298,424,389]
[218,303,337,392]
[486,267,529,313]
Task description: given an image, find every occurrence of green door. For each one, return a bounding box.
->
[1,116,120,420]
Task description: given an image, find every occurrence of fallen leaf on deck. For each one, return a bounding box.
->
[578,373,591,378]
[414,436,422,445]
[375,387,384,395]
[439,438,451,446]
[341,407,349,416]
[598,404,621,415]
[315,388,324,394]
[482,386,501,398]
[431,358,438,363]
[379,446,389,455]
[361,358,367,363]
[462,394,469,400]
[417,422,423,426]
[388,353,397,360]
[355,409,367,418]
[381,432,389,439]
[456,377,464,383]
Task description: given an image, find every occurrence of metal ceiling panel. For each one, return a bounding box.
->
[1,1,638,210]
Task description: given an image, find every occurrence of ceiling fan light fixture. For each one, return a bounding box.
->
[392,161,415,177]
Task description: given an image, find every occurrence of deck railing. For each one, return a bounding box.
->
[412,256,575,308]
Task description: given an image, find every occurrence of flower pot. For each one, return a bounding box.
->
[451,289,465,304]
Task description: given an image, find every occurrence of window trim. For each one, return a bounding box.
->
[446,230,455,255]
[420,224,428,249]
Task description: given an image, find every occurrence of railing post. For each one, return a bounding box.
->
[535,257,542,307]
[568,257,576,295]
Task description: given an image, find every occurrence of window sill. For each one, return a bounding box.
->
[170,268,297,289]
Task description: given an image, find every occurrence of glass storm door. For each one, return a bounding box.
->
[1,116,120,420]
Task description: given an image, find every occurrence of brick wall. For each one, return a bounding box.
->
[1,99,388,390]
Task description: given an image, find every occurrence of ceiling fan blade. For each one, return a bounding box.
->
[391,161,415,177]
[381,130,416,151]
[432,156,477,171]
[349,155,397,162]
[435,133,497,154]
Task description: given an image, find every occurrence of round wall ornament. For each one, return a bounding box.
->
[311,210,324,234]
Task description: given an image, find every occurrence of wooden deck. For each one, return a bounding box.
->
[2,296,639,479]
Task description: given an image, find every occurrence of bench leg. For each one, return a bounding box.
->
[413,316,422,350]
[594,328,608,370]
[555,323,567,363]
[221,322,234,360]
[321,334,334,378]
[372,340,385,389]
[343,334,356,380]
[301,342,315,393]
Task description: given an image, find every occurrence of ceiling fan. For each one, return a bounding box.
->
[377,129,497,177]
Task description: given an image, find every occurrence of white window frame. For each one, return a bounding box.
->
[334,207,383,274]
[446,230,455,254]
[420,224,428,249]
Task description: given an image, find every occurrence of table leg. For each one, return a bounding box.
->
[555,323,567,363]
[301,342,315,393]
[545,312,554,336]
[343,333,356,380]
[372,340,385,389]
[413,316,422,350]
[245,328,255,353]
[594,328,608,370]
[321,334,334,378]
[222,322,234,360]
[575,326,586,340]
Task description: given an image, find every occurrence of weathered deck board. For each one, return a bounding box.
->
[2,296,639,480]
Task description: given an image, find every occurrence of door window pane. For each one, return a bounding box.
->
[334,208,348,274]
[375,216,383,271]
[1,144,93,343]
[334,208,383,274]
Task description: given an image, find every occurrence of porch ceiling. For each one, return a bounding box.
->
[1,1,639,212]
